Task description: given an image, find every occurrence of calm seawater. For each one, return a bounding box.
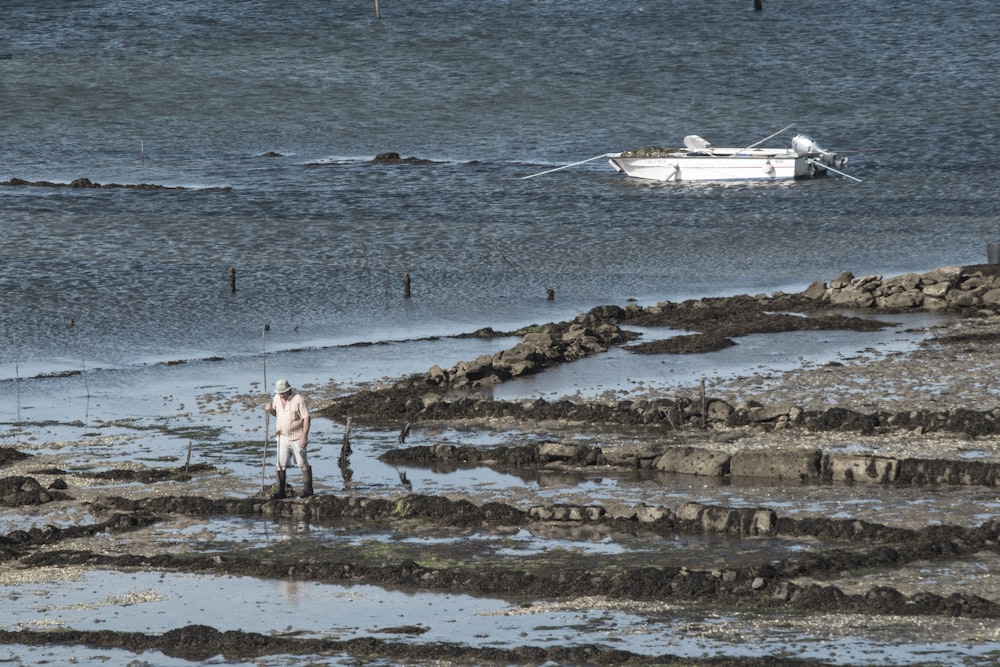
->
[2,0,999,378]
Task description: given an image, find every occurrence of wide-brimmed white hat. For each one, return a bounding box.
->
[274,378,291,394]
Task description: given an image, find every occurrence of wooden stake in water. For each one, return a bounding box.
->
[74,321,90,398]
[361,242,373,288]
[340,417,353,463]
[487,237,517,271]
[11,331,20,423]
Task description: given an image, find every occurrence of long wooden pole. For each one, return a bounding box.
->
[375,0,381,19]
[260,328,269,493]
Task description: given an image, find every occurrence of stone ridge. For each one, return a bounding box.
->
[810,265,1000,310]
[319,265,1000,437]
[70,492,1000,619]
[380,442,1000,487]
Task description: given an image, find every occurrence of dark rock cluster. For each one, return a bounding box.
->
[0,177,231,191]
[805,265,1000,310]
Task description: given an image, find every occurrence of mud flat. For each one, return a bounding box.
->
[3,266,1000,666]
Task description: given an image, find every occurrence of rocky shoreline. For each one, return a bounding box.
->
[3,265,1000,665]
[321,264,1000,442]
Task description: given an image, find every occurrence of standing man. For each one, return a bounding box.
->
[263,378,313,499]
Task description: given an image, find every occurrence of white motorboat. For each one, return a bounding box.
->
[607,134,850,182]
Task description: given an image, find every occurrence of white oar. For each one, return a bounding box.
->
[520,153,619,180]
[808,158,863,183]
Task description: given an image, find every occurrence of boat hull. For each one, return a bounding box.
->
[608,154,827,182]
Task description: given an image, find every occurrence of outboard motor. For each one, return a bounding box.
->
[792,134,847,170]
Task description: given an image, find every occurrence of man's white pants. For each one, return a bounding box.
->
[275,435,308,471]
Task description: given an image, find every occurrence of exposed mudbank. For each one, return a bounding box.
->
[8,485,1000,615]
[4,266,1000,665]
[0,625,860,667]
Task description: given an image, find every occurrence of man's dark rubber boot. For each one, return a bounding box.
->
[300,466,314,498]
[271,470,287,499]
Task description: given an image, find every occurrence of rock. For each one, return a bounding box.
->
[829,271,855,288]
[881,272,921,292]
[923,296,949,310]
[426,364,447,384]
[947,290,981,308]
[538,442,582,462]
[877,290,923,308]
[653,446,730,477]
[706,400,734,422]
[634,504,667,523]
[730,449,822,481]
[851,275,882,291]
[801,280,827,300]
[676,502,705,522]
[922,282,951,299]
[825,454,899,483]
[748,403,796,423]
[371,152,434,164]
[521,332,555,348]
[921,265,962,284]
[981,288,1000,307]
[828,287,875,308]
[506,360,538,377]
[462,355,495,381]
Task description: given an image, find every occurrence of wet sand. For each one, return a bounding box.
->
[3,281,1000,666]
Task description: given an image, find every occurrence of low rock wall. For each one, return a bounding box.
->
[805,265,1000,311]
[320,264,1000,440]
[381,442,1000,488]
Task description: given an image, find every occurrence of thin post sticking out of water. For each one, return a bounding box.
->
[339,417,354,487]
[140,141,145,168]
[754,0,763,10]
[229,267,237,293]
[547,288,555,301]
[374,0,381,19]
[74,321,90,398]
[11,332,20,423]
[340,417,353,462]
[361,242,373,288]
[700,378,707,428]
[488,237,517,271]
[403,272,411,298]
[185,440,192,476]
